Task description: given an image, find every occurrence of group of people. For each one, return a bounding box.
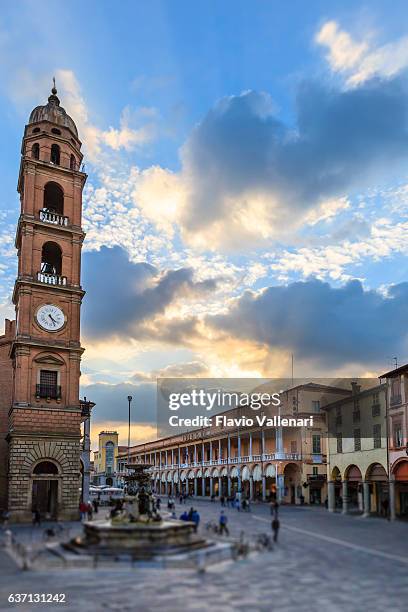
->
[79,499,99,521]
[180,507,200,531]
[219,494,251,512]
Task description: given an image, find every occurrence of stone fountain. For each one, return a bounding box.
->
[65,464,210,560]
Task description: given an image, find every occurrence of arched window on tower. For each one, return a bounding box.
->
[43,182,64,215]
[70,154,76,170]
[39,241,65,285]
[31,143,40,160]
[50,143,60,165]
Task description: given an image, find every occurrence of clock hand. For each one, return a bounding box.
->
[48,314,57,324]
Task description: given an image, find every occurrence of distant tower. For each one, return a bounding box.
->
[6,82,88,520]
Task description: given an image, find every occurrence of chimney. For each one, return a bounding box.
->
[351,381,361,395]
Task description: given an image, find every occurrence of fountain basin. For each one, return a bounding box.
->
[66,519,209,559]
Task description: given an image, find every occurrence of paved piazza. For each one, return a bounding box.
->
[1,500,407,611]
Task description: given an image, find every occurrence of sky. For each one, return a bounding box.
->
[1,1,408,448]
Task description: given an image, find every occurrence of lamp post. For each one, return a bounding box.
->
[127,395,133,474]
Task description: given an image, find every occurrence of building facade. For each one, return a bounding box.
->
[380,364,408,518]
[93,431,126,487]
[324,383,388,516]
[0,84,91,521]
[118,383,351,504]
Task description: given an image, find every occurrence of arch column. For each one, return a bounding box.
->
[249,476,254,500]
[327,480,335,512]
[262,475,266,501]
[362,481,370,517]
[342,480,349,514]
[209,478,213,497]
[227,476,231,496]
[218,476,222,496]
[389,478,396,521]
[201,477,205,496]
[194,477,198,497]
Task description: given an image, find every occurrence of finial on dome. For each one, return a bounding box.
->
[48,76,60,106]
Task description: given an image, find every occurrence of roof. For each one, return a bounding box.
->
[379,363,408,379]
[28,83,78,136]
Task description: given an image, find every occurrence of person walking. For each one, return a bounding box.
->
[191,509,200,533]
[32,508,41,527]
[92,499,99,514]
[219,510,229,536]
[271,516,280,542]
[79,500,88,521]
[87,501,93,521]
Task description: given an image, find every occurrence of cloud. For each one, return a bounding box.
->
[206,279,408,368]
[316,21,408,86]
[132,360,210,381]
[269,218,408,282]
[82,381,156,425]
[81,246,218,340]
[137,79,408,250]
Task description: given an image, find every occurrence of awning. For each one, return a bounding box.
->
[252,464,262,482]
[221,467,228,477]
[204,468,211,478]
[196,469,203,478]
[180,470,187,481]
[212,468,219,478]
[188,470,195,479]
[242,466,250,481]
[230,466,239,478]
[265,464,276,478]
[173,472,179,483]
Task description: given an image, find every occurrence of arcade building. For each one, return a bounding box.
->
[0,84,93,521]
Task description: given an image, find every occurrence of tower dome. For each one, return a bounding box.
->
[28,79,78,137]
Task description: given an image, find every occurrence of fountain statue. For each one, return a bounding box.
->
[66,464,210,559]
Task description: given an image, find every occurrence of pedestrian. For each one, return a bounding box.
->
[188,506,194,521]
[156,498,161,510]
[79,500,88,521]
[180,510,189,521]
[271,500,279,517]
[32,508,41,527]
[220,495,225,507]
[87,501,93,521]
[219,510,229,536]
[179,494,183,505]
[92,498,99,514]
[191,509,200,533]
[1,510,10,528]
[271,516,280,542]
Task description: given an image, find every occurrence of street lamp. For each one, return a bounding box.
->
[127,395,133,472]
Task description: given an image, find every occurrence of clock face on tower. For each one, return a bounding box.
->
[36,304,66,331]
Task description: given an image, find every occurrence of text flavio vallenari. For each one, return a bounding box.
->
[169,414,314,428]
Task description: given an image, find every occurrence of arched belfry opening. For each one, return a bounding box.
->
[41,241,62,277]
[43,182,64,215]
[50,143,60,165]
[32,143,40,159]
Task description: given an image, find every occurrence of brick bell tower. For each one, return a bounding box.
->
[7,82,88,521]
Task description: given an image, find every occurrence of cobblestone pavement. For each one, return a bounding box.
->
[1,500,407,612]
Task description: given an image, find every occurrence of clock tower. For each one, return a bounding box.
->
[6,83,88,521]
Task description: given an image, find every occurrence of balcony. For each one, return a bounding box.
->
[390,395,402,407]
[37,272,67,286]
[150,452,304,470]
[39,209,69,227]
[36,383,61,400]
